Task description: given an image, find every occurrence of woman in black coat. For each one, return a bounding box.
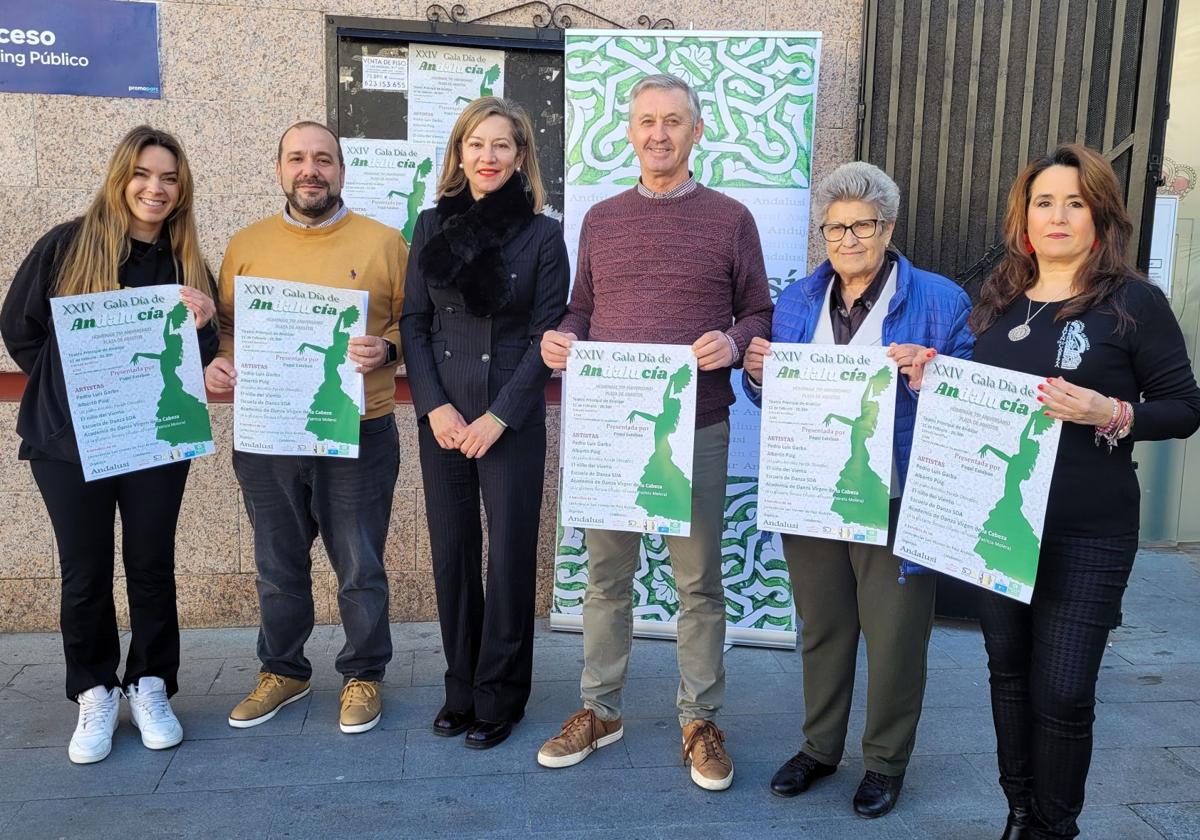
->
[400,97,569,750]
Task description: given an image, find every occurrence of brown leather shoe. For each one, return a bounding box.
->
[536,708,623,768]
[682,719,734,791]
[227,673,310,729]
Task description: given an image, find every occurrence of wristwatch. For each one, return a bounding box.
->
[385,341,398,364]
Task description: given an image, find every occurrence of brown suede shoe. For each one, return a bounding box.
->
[227,673,310,729]
[339,679,382,734]
[682,719,734,791]
[536,708,623,768]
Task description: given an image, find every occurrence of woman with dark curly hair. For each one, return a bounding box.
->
[970,144,1200,840]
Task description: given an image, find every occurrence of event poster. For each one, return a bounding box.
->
[894,357,1063,604]
[234,277,367,458]
[758,345,896,544]
[51,285,213,481]
[340,138,439,244]
[561,342,697,537]
[407,45,505,144]
[555,31,820,647]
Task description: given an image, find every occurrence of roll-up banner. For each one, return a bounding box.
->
[553,31,822,649]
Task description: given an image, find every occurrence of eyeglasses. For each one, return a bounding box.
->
[819,218,887,242]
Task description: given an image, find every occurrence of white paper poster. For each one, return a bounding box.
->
[340,138,439,244]
[1149,194,1179,297]
[561,342,698,537]
[894,357,1063,604]
[361,55,408,92]
[51,285,214,481]
[408,45,505,145]
[758,344,897,544]
[234,276,367,458]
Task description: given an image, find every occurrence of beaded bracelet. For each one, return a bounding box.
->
[1117,401,1135,440]
[1095,398,1133,452]
[1095,398,1122,437]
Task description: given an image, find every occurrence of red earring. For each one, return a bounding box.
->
[1092,239,1100,251]
[1023,234,1035,254]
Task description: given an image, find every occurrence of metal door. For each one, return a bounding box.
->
[857,0,1175,297]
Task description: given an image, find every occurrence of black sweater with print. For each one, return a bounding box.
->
[972,280,1200,537]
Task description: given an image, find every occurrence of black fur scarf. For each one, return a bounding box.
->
[418,173,535,317]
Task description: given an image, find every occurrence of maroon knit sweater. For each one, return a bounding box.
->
[558,185,774,428]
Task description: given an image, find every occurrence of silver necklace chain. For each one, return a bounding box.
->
[1008,296,1058,342]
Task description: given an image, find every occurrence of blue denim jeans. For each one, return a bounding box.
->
[233,414,398,682]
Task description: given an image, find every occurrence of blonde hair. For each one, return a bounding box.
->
[56,125,211,299]
[436,97,545,213]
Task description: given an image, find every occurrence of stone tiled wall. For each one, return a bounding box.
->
[0,0,863,631]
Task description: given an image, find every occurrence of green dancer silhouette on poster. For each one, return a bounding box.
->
[824,366,893,530]
[455,64,501,104]
[974,409,1057,585]
[386,157,434,244]
[129,302,212,446]
[627,364,694,522]
[480,64,500,96]
[297,306,361,445]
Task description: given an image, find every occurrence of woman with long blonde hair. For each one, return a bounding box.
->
[1,125,218,765]
[401,97,568,749]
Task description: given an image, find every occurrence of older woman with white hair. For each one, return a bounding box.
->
[743,161,973,818]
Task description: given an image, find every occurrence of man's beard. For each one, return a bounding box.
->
[287,178,341,217]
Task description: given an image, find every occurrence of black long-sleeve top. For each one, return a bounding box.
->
[972,279,1200,537]
[0,219,220,463]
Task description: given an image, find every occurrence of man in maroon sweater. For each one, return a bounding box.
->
[537,73,773,791]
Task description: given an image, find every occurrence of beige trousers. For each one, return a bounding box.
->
[580,421,730,726]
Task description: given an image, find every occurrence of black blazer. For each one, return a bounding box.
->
[400,178,569,431]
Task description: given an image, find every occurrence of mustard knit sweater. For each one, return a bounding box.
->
[217,210,407,420]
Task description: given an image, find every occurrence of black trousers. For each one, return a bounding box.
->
[978,532,1138,840]
[233,414,398,683]
[417,418,545,723]
[30,457,190,701]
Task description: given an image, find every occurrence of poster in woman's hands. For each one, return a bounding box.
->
[757,344,897,545]
[894,357,1062,603]
[233,276,367,458]
[52,284,214,480]
[560,342,697,537]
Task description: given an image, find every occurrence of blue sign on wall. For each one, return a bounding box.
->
[0,0,161,99]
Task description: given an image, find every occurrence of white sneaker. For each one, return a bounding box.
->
[126,676,183,750]
[68,686,122,764]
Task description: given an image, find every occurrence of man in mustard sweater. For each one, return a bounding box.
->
[205,122,406,735]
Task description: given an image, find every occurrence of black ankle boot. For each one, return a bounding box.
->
[1000,799,1031,840]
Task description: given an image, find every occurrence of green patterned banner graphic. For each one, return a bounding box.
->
[565,34,817,189]
[554,31,822,648]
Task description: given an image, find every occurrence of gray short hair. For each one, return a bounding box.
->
[814,161,901,224]
[627,74,702,125]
